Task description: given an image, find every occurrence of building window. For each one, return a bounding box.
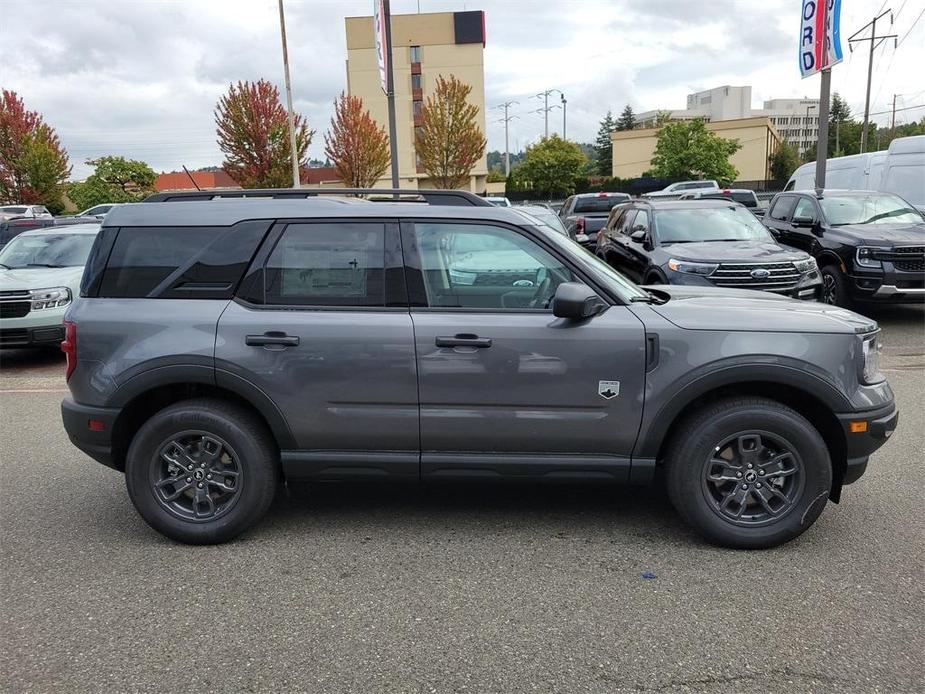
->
[413,101,423,119]
[410,45,422,63]
[411,73,422,91]
[414,126,424,142]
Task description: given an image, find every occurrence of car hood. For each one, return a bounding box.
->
[454,250,537,272]
[0,266,84,292]
[664,240,808,263]
[830,222,925,245]
[644,285,876,334]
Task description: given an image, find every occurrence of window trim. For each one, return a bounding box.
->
[236,218,407,311]
[399,218,611,313]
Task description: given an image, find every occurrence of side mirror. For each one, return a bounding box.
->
[630,229,647,242]
[552,282,607,320]
[792,215,816,227]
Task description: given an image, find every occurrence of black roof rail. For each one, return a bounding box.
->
[142,188,492,207]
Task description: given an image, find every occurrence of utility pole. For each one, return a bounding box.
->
[277,0,300,188]
[849,9,897,153]
[804,103,817,156]
[891,93,897,134]
[561,94,567,139]
[533,89,565,139]
[494,102,518,176]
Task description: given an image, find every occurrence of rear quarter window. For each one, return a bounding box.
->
[96,221,270,299]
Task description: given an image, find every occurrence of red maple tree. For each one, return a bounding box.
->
[0,90,70,206]
[214,79,313,188]
[324,93,391,189]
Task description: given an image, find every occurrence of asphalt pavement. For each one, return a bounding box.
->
[1,305,923,693]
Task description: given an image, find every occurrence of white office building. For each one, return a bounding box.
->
[636,86,820,154]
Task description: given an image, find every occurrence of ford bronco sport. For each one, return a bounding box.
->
[61,189,897,548]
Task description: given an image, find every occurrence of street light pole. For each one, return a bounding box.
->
[277,0,300,189]
[804,103,816,156]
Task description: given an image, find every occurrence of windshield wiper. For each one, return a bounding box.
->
[630,287,667,304]
[25,263,65,268]
[0,262,9,269]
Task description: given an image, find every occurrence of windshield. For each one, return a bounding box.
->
[0,233,97,269]
[653,207,773,244]
[819,193,924,226]
[574,195,630,213]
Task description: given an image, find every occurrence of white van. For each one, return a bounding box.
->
[785,135,924,210]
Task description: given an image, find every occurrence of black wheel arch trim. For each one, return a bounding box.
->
[106,364,296,450]
[633,361,852,459]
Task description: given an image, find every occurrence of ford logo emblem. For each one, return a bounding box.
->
[750,268,771,279]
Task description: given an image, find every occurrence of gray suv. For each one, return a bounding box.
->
[61,189,898,548]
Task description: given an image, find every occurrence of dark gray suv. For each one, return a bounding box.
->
[61,189,897,548]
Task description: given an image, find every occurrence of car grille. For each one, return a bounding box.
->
[0,328,29,346]
[881,246,925,273]
[0,291,31,319]
[710,262,801,290]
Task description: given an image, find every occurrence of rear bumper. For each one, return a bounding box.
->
[61,397,121,471]
[835,401,898,485]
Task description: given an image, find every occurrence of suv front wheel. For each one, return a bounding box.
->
[665,397,831,549]
[125,398,279,544]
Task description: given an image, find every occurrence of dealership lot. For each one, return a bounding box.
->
[1,306,923,693]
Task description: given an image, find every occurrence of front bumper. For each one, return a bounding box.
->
[848,263,925,303]
[0,324,66,347]
[61,397,121,471]
[835,401,898,486]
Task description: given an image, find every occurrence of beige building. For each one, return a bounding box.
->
[611,116,782,181]
[344,10,488,192]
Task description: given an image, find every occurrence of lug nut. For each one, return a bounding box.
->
[187,465,193,470]
[206,474,212,480]
[197,482,204,489]
[185,477,191,483]
[756,482,763,489]
[741,483,748,489]
[747,463,753,469]
[736,472,743,478]
[758,469,765,475]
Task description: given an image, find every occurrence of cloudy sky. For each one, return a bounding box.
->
[2,0,924,180]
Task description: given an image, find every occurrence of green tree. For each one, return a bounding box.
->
[0,90,70,208]
[68,156,156,209]
[513,134,587,197]
[615,104,636,131]
[769,141,801,181]
[594,111,616,176]
[416,75,486,189]
[650,118,741,185]
[214,79,313,188]
[829,92,852,156]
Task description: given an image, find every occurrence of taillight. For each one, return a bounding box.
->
[576,216,585,232]
[62,320,77,381]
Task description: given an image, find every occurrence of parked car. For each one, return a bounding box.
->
[0,204,52,221]
[515,205,569,235]
[558,192,632,247]
[786,135,924,211]
[0,223,100,347]
[642,180,719,199]
[1,215,104,249]
[484,196,512,207]
[77,203,120,219]
[61,188,896,549]
[677,188,759,209]
[596,199,822,300]
[762,189,924,307]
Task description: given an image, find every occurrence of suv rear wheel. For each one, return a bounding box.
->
[125,398,279,544]
[665,397,831,549]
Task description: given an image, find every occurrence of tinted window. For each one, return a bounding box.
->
[264,223,386,307]
[792,198,817,221]
[408,223,575,310]
[768,195,797,220]
[98,222,269,298]
[574,195,631,213]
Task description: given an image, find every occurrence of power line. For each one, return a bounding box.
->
[897,7,924,46]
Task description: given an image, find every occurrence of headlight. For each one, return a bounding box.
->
[667,259,718,276]
[29,286,71,310]
[793,257,818,273]
[861,332,883,384]
[856,247,882,268]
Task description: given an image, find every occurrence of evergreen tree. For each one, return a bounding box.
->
[594,111,616,176]
[615,104,636,131]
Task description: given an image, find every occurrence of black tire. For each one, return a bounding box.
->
[644,270,666,285]
[821,264,853,309]
[665,397,831,549]
[125,398,279,544]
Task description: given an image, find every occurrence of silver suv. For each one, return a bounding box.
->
[60,189,897,548]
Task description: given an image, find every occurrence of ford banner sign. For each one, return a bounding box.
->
[800,0,843,78]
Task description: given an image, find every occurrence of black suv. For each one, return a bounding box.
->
[596,199,822,299]
[558,193,631,247]
[763,190,925,307]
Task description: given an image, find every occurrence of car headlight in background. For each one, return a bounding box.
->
[793,257,818,274]
[667,259,718,276]
[30,287,71,310]
[861,332,883,384]
[855,247,882,268]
